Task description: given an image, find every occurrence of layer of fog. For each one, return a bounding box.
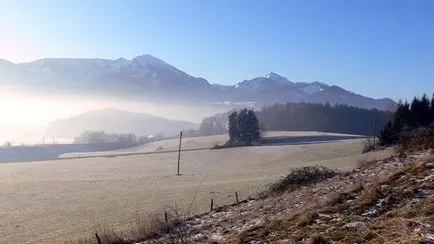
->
[0,86,229,145]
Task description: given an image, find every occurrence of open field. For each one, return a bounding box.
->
[59,131,363,159]
[0,132,391,243]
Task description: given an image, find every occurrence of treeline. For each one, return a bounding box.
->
[379,93,434,147]
[197,102,393,137]
[73,131,165,145]
[256,102,393,136]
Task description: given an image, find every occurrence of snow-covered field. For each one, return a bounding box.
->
[0,132,390,243]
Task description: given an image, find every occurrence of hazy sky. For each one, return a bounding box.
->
[1,0,433,100]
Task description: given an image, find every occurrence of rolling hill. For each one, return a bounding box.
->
[46,108,197,138]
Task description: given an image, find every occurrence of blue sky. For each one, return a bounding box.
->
[0,0,433,101]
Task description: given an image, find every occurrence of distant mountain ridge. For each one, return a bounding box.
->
[0,55,396,110]
[46,108,197,138]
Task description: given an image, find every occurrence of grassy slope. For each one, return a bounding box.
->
[139,150,432,244]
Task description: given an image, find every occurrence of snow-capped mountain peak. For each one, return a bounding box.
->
[234,72,293,91]
[264,72,292,86]
[132,54,168,68]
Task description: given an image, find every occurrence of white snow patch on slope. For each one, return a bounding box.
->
[302,84,323,94]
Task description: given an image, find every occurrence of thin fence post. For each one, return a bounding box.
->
[210,198,214,211]
[235,191,239,204]
[177,131,183,175]
[95,233,102,244]
[164,211,168,224]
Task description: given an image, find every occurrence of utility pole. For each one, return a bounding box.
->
[177,131,183,176]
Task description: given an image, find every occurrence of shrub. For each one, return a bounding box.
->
[398,124,434,153]
[262,166,337,197]
[362,137,377,153]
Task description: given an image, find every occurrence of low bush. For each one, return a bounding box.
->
[398,125,434,154]
[262,166,337,197]
[362,137,378,153]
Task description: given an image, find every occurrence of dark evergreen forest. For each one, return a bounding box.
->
[197,102,394,136]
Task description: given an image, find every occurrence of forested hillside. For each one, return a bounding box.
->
[257,103,393,136]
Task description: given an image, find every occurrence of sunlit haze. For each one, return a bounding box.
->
[0,0,433,144]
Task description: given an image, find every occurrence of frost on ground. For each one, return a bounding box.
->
[139,150,434,243]
[1,138,385,243]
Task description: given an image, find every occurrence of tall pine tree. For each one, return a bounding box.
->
[238,109,249,145]
[379,121,394,145]
[392,101,411,134]
[247,109,260,144]
[228,111,239,144]
[431,93,434,124]
[418,94,432,126]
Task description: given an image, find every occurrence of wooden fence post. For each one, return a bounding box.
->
[235,191,239,204]
[210,198,214,211]
[95,233,102,244]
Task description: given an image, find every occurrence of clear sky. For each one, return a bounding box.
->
[1,0,433,100]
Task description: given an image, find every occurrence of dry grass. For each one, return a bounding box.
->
[398,126,434,155]
[73,208,190,244]
[0,134,391,243]
[232,154,434,244]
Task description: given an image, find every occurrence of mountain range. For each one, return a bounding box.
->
[0,55,396,110]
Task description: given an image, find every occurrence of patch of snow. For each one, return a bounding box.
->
[421,233,434,243]
[211,233,223,241]
[265,72,292,86]
[344,221,365,229]
[302,84,324,94]
[193,233,206,241]
[375,198,386,207]
[362,207,378,216]
[242,218,262,231]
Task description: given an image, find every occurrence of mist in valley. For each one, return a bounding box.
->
[0,86,230,145]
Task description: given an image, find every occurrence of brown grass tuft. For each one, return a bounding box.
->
[262,166,337,197]
[77,207,190,244]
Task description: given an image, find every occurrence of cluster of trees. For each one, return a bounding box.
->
[198,112,228,136]
[379,94,434,145]
[228,109,261,145]
[256,102,393,136]
[73,131,137,144]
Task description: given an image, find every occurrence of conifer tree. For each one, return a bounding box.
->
[431,93,434,123]
[247,109,260,144]
[228,111,239,143]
